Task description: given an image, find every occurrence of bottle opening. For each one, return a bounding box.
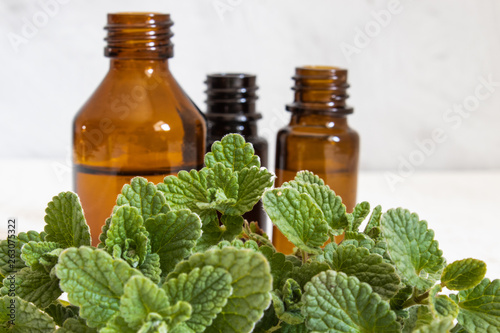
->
[104,12,174,59]
[205,73,262,120]
[288,65,353,114]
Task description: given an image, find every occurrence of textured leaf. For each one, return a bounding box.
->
[138,253,162,284]
[56,318,98,333]
[0,231,44,276]
[413,317,454,333]
[287,261,330,288]
[403,305,434,333]
[293,171,325,186]
[169,247,272,333]
[145,210,201,275]
[441,258,487,291]
[283,178,347,233]
[390,285,413,310]
[1,267,62,309]
[263,188,328,254]
[364,205,382,236]
[196,215,244,251]
[115,177,170,220]
[302,271,400,332]
[163,266,233,332]
[44,302,79,327]
[55,247,142,328]
[205,134,260,171]
[324,244,401,299]
[350,201,370,231]
[0,296,56,332]
[21,241,62,272]
[120,275,176,329]
[157,169,209,216]
[100,315,136,333]
[105,206,149,267]
[44,192,91,248]
[455,278,500,333]
[381,208,445,290]
[259,246,294,289]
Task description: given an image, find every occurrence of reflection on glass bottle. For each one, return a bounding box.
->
[73,13,206,245]
[204,73,269,230]
[273,66,359,254]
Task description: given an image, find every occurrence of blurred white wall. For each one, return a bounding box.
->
[1,0,500,173]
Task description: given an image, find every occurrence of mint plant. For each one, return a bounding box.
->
[0,133,498,333]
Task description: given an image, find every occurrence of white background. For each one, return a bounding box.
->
[1,1,499,277]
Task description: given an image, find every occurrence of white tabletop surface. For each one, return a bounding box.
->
[1,159,499,280]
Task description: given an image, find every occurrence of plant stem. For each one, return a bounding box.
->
[402,289,430,309]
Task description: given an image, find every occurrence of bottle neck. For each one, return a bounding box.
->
[289,112,349,128]
[109,58,170,72]
[287,66,353,115]
[207,119,259,139]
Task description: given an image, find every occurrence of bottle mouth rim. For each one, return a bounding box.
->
[207,73,256,79]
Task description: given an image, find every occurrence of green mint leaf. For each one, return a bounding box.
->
[55,247,142,328]
[455,278,500,332]
[283,177,347,234]
[280,322,308,333]
[349,201,370,231]
[158,169,209,216]
[228,166,274,216]
[205,134,260,171]
[259,246,294,290]
[0,296,56,332]
[324,244,401,299]
[381,208,445,290]
[138,253,162,284]
[169,247,272,333]
[271,290,304,326]
[403,306,434,333]
[56,318,98,333]
[1,267,62,309]
[116,177,170,220]
[302,271,400,332]
[441,258,487,291]
[287,261,330,288]
[364,205,382,236]
[390,285,413,310]
[293,170,325,186]
[216,239,259,251]
[120,275,174,329]
[163,266,233,332]
[196,215,244,251]
[44,191,91,248]
[412,317,454,333]
[98,217,112,248]
[145,210,201,276]
[100,315,136,333]
[21,241,62,272]
[44,302,79,327]
[0,231,45,276]
[431,290,459,319]
[206,163,239,203]
[263,188,329,254]
[450,324,469,333]
[105,206,149,267]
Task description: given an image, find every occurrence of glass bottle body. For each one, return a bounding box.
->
[272,66,359,254]
[73,13,206,245]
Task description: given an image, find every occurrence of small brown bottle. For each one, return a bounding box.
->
[204,73,268,230]
[73,13,206,245]
[273,66,359,254]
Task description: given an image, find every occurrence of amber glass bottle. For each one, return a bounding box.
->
[205,73,269,230]
[73,13,206,245]
[273,66,359,254]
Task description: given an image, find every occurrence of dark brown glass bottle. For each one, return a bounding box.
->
[73,13,206,245]
[273,66,359,254]
[204,73,268,230]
